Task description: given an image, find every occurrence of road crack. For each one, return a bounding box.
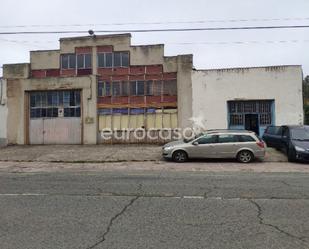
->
[85,196,140,249]
[248,199,308,245]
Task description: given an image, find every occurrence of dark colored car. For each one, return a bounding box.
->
[262,125,309,162]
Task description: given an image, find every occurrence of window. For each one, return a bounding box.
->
[230,114,243,126]
[105,53,113,67]
[196,135,218,144]
[77,54,92,69]
[112,82,121,96]
[121,52,129,67]
[153,80,162,96]
[30,91,81,119]
[260,113,271,125]
[137,81,145,95]
[97,52,129,68]
[122,81,129,96]
[146,81,153,95]
[98,53,105,68]
[163,80,177,95]
[113,52,121,67]
[98,81,111,96]
[130,81,145,96]
[238,135,255,142]
[61,54,76,69]
[218,134,238,143]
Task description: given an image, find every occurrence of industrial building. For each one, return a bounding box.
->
[1,34,304,145]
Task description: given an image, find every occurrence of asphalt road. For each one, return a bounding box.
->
[0,170,309,249]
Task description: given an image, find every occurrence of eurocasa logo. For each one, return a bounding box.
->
[100,128,201,141]
[99,116,208,141]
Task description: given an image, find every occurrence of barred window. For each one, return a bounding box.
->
[230,114,244,126]
[259,101,271,113]
[244,102,257,112]
[260,113,272,125]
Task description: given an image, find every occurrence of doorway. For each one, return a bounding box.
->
[245,114,259,135]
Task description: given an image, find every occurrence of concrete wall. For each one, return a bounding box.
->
[192,66,304,130]
[30,50,60,70]
[5,74,97,145]
[0,78,8,146]
[59,34,131,53]
[177,55,193,129]
[130,45,164,65]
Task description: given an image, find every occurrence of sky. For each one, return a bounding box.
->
[1,0,309,76]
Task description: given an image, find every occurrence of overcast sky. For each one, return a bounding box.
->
[1,0,309,76]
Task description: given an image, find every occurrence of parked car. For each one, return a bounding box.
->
[162,130,265,163]
[263,125,309,162]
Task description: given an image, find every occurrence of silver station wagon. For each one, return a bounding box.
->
[162,130,265,163]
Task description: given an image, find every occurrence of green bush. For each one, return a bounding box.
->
[304,105,309,125]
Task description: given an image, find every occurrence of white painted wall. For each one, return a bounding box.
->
[191,66,304,130]
[0,78,7,145]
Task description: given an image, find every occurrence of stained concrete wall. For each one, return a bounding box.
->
[30,50,60,70]
[0,78,8,146]
[4,70,97,145]
[31,34,178,73]
[130,45,164,65]
[59,34,131,53]
[192,66,304,130]
[177,55,193,129]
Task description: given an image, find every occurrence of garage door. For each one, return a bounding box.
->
[29,90,81,144]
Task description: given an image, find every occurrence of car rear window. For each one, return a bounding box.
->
[238,135,256,142]
[218,134,238,143]
[266,126,281,135]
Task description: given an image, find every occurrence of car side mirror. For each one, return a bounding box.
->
[192,141,199,146]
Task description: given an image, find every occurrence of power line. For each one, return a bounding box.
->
[1,17,309,28]
[1,25,309,35]
[1,38,309,47]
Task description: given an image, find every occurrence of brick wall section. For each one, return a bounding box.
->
[97,46,113,53]
[32,70,46,78]
[75,47,92,54]
[46,69,60,77]
[60,69,76,77]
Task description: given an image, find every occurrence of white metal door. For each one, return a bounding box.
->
[29,90,81,145]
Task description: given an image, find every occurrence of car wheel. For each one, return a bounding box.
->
[172,150,188,163]
[237,150,254,163]
[288,148,296,162]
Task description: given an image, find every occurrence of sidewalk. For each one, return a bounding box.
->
[0,145,287,163]
[0,145,162,163]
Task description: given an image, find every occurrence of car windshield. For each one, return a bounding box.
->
[291,128,309,140]
[184,133,204,143]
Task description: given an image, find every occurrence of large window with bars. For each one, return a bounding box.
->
[228,100,273,126]
[30,91,81,119]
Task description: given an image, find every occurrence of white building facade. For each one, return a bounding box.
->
[0,78,7,145]
[191,65,304,136]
